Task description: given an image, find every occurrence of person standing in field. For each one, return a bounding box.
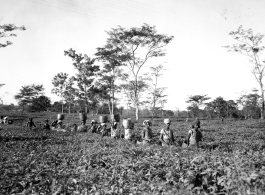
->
[141,120,152,145]
[124,120,134,141]
[77,120,88,132]
[160,118,175,146]
[57,120,63,129]
[89,120,98,133]
[111,121,119,138]
[51,119,58,128]
[26,118,36,129]
[98,123,110,137]
[71,123,78,132]
[43,119,50,130]
[187,123,203,148]
[3,116,9,124]
[194,117,201,129]
[0,116,4,124]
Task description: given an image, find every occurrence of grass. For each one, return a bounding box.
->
[0,113,265,194]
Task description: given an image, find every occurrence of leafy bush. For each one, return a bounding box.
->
[0,119,265,194]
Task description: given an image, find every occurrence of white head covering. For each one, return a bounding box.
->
[143,120,151,126]
[164,118,171,124]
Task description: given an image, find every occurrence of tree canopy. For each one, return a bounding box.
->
[224,26,265,119]
[0,23,26,48]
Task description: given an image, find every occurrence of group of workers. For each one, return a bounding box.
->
[1,114,203,148]
[69,116,203,148]
[159,117,202,147]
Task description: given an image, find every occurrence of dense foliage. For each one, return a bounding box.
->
[1,117,265,194]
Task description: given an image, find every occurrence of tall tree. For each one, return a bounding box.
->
[205,97,227,118]
[14,84,44,111]
[186,95,210,117]
[0,23,26,48]
[52,73,77,114]
[29,95,51,112]
[64,77,76,114]
[0,84,5,104]
[95,46,124,118]
[52,73,68,113]
[64,49,100,113]
[226,100,238,118]
[237,89,261,119]
[147,64,167,118]
[120,76,149,115]
[224,26,265,119]
[102,24,174,120]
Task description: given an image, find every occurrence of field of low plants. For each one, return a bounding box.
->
[1,114,265,195]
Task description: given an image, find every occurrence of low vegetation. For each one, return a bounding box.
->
[1,116,265,195]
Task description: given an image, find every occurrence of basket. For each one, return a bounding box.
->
[57,114,65,120]
[79,113,87,121]
[111,114,120,122]
[99,115,108,123]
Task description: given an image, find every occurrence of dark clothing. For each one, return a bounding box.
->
[89,125,98,133]
[193,120,201,128]
[98,126,110,136]
[43,123,50,130]
[27,121,36,128]
[51,120,58,127]
[142,127,152,141]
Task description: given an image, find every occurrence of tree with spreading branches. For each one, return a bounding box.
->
[224,26,265,119]
[102,24,174,120]
[95,45,125,118]
[146,64,167,118]
[64,49,100,113]
[14,84,44,112]
[186,95,210,117]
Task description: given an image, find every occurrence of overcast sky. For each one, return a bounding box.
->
[0,0,265,110]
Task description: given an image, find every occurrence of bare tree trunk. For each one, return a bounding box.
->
[68,103,71,114]
[85,86,88,113]
[111,81,115,117]
[108,99,111,116]
[135,104,139,121]
[85,101,88,113]
[61,102,64,114]
[260,84,264,119]
[134,77,139,121]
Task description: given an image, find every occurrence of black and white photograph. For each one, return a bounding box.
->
[0,0,265,194]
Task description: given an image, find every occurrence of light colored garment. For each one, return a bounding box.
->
[3,117,9,124]
[124,128,133,140]
[160,128,173,143]
[111,122,119,138]
[111,128,118,138]
[137,140,151,145]
[77,125,88,132]
[188,129,202,147]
